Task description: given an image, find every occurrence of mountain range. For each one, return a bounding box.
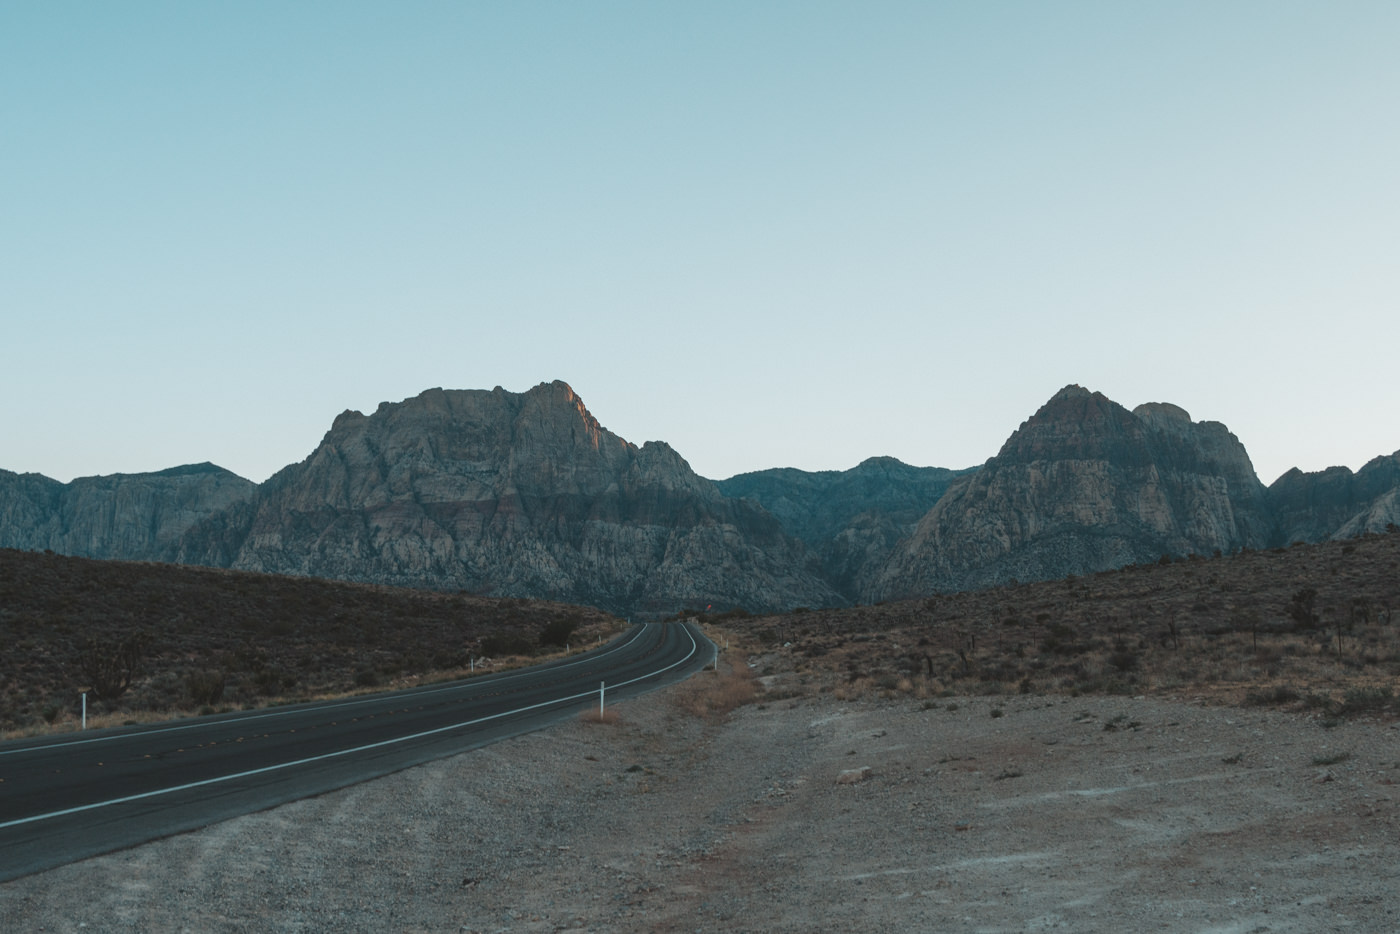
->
[3,381,1397,616]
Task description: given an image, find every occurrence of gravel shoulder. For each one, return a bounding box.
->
[3,669,1399,933]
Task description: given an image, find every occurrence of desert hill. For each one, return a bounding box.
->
[0,547,616,733]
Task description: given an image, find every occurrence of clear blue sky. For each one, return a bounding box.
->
[3,2,1397,486]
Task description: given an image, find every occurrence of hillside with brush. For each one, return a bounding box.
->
[0,548,619,734]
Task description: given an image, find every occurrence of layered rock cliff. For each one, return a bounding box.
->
[867,386,1275,599]
[0,463,256,561]
[176,382,840,615]
[718,457,971,599]
[1268,452,1400,543]
[5,381,1399,613]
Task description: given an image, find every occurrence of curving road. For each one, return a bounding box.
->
[0,620,711,883]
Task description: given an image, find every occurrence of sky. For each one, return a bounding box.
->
[3,2,1398,488]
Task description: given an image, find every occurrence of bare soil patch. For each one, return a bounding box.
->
[3,658,1398,933]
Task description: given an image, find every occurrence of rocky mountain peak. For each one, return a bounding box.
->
[867,386,1273,599]
[6,380,1398,616]
[996,385,1140,463]
[187,380,838,615]
[1132,401,1193,432]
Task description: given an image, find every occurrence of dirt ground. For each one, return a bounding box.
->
[3,664,1399,933]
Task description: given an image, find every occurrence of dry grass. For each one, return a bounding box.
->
[672,659,759,720]
[578,706,623,725]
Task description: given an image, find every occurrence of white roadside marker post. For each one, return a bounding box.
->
[599,681,606,718]
[82,692,87,730]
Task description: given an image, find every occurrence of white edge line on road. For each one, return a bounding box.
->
[0,624,650,758]
[0,624,704,830]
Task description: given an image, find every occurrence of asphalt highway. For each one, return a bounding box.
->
[0,620,711,883]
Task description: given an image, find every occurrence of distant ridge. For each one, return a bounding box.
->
[718,456,973,600]
[2,382,1398,614]
[0,463,255,562]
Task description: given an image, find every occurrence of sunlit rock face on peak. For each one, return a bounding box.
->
[867,386,1274,598]
[179,381,838,615]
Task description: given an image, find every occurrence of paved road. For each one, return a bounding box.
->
[0,620,710,883]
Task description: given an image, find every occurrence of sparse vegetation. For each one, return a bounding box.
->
[1312,751,1351,766]
[577,706,621,725]
[716,528,1400,714]
[672,660,759,720]
[76,629,150,701]
[538,613,581,648]
[0,549,621,735]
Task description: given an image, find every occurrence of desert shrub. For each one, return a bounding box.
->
[1301,692,1333,710]
[1334,685,1393,716]
[1109,649,1139,672]
[539,615,580,648]
[253,667,296,696]
[479,631,535,656]
[578,706,621,725]
[673,665,758,718]
[1041,624,1082,656]
[185,669,226,706]
[431,649,466,669]
[1289,588,1319,629]
[76,630,151,701]
[1243,685,1300,706]
[232,641,269,672]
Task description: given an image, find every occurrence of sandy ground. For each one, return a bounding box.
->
[3,668,1399,933]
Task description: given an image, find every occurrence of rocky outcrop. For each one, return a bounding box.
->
[178,382,839,616]
[718,457,971,599]
[7,380,1399,613]
[868,386,1274,599]
[1268,452,1400,543]
[0,463,256,561]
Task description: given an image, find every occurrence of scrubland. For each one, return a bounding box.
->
[704,529,1400,719]
[0,549,620,736]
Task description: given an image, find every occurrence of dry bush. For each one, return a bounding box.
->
[673,662,759,719]
[578,706,622,725]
